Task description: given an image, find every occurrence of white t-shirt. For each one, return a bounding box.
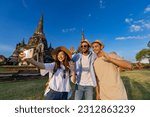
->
[40,62,71,93]
[79,55,93,86]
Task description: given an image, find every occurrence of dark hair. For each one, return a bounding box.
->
[52,50,70,78]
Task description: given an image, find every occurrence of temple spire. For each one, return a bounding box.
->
[35,15,43,34]
[81,30,85,41]
[76,31,86,53]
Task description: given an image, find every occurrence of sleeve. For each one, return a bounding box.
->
[40,62,55,76]
[71,53,78,62]
[40,69,50,76]
[44,62,55,70]
[109,53,124,69]
[109,53,123,60]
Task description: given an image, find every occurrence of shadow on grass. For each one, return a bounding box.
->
[122,76,150,100]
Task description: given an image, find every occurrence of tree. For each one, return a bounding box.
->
[136,49,150,63]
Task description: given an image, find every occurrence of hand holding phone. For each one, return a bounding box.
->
[23,48,34,59]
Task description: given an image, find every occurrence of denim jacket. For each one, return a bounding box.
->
[72,51,97,87]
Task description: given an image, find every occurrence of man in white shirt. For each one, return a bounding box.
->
[72,39,97,100]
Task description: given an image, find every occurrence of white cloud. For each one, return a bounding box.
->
[129,25,142,32]
[144,5,150,13]
[125,17,150,32]
[133,19,145,24]
[141,58,149,63]
[125,4,150,32]
[99,0,105,8]
[144,23,150,29]
[62,27,76,33]
[0,43,14,52]
[125,18,133,23]
[115,34,150,40]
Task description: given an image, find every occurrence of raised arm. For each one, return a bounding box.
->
[102,51,132,69]
[109,59,132,70]
[19,52,45,69]
[26,58,45,69]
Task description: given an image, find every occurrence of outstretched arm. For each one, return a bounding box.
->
[109,59,132,70]
[102,51,132,69]
[26,58,45,69]
[19,52,45,69]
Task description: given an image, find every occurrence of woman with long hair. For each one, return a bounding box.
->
[19,46,75,100]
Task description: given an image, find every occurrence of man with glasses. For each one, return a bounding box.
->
[71,39,97,100]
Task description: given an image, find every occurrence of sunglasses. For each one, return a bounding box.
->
[81,45,88,48]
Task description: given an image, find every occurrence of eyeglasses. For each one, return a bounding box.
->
[81,45,88,48]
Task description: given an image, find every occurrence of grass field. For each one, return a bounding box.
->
[0,69,150,100]
[121,70,150,100]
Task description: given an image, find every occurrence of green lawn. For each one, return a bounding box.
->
[121,69,150,100]
[0,77,47,100]
[0,69,150,100]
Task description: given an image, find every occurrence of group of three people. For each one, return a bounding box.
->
[19,39,132,100]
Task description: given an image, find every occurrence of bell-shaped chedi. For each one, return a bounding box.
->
[28,15,48,50]
[4,15,53,65]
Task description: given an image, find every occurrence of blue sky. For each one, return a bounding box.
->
[0,0,150,62]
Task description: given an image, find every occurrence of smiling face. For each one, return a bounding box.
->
[92,42,103,55]
[57,51,66,63]
[80,42,89,54]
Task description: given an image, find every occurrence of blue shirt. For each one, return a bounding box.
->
[72,51,97,87]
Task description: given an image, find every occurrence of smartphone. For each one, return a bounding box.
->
[23,48,34,59]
